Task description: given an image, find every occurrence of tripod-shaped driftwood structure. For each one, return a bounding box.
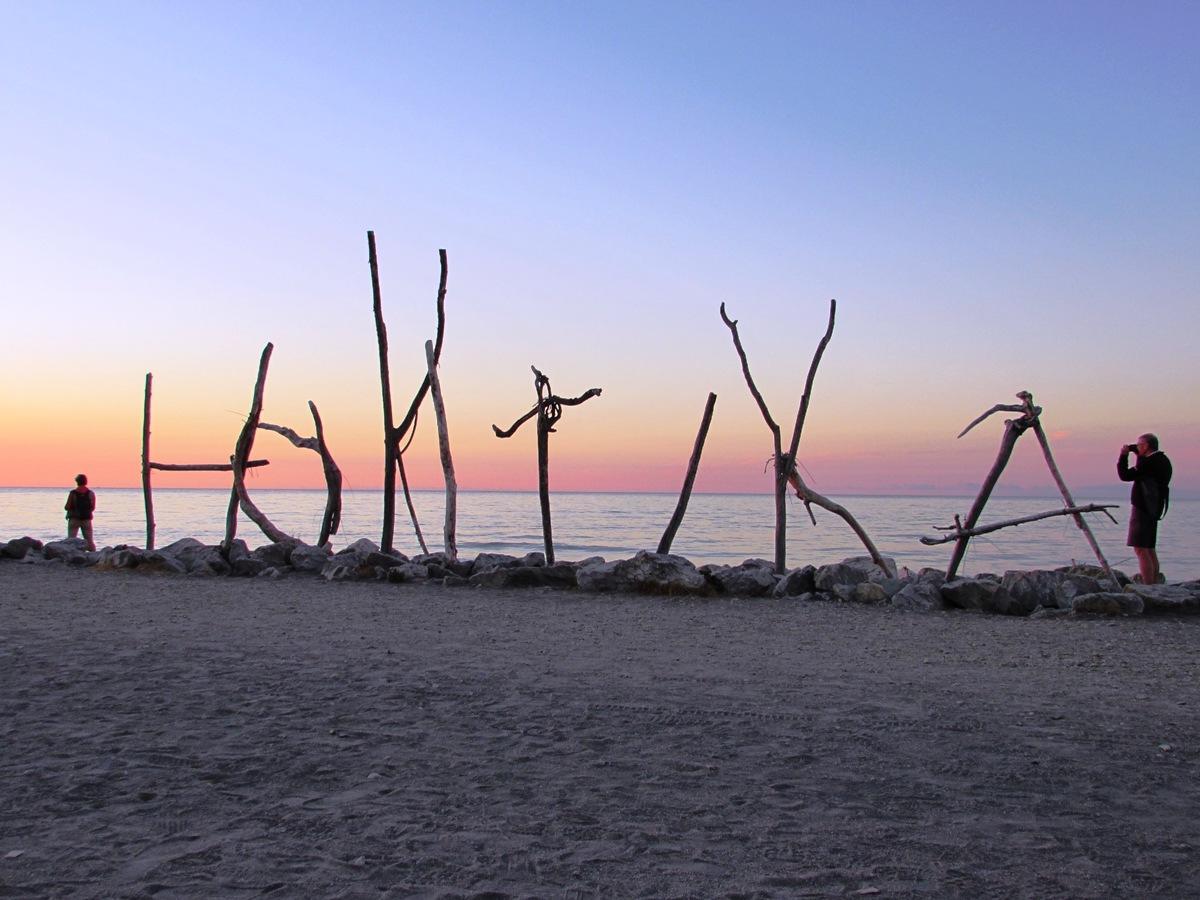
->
[720,300,885,575]
[493,367,601,564]
[368,231,448,555]
[931,390,1118,582]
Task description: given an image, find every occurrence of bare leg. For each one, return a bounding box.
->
[1134,547,1158,584]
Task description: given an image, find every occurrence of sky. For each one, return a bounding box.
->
[2,0,1197,498]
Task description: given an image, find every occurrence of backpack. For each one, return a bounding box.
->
[67,489,94,517]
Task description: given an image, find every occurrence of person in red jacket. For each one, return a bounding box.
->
[64,473,97,552]
[1118,434,1172,585]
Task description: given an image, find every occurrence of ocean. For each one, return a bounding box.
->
[4,487,1197,580]
[4,489,1195,580]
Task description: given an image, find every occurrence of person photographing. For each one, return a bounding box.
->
[1118,434,1172,584]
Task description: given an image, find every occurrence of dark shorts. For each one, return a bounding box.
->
[1127,506,1158,549]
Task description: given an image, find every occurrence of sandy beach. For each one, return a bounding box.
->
[3,562,1199,897]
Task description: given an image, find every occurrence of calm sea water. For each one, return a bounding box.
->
[2,488,1196,580]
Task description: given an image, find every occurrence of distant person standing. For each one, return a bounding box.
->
[65,473,97,552]
[1118,434,1172,584]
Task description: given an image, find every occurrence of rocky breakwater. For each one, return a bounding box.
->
[5,535,1200,618]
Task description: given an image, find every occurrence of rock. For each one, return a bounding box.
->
[258,566,286,579]
[1125,584,1200,614]
[138,552,188,575]
[231,557,268,577]
[385,563,430,583]
[890,581,946,612]
[813,562,869,593]
[915,567,947,586]
[225,539,251,562]
[1029,606,1071,619]
[941,577,1018,615]
[773,565,817,598]
[289,543,332,573]
[2,536,43,560]
[95,547,145,570]
[1053,574,1104,610]
[1000,570,1063,614]
[520,552,547,568]
[324,563,379,582]
[41,539,97,567]
[842,555,900,580]
[337,538,379,556]
[703,560,779,597]
[1072,592,1144,616]
[470,552,521,575]
[251,542,294,568]
[850,582,889,604]
[469,564,578,590]
[158,540,230,576]
[1058,562,1129,586]
[577,551,709,596]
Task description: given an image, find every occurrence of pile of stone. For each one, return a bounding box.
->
[4,534,1198,617]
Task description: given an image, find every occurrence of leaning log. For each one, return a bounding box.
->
[658,392,717,555]
[223,343,274,552]
[425,339,457,561]
[1030,421,1116,585]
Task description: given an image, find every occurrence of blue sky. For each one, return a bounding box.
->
[2,1,1197,494]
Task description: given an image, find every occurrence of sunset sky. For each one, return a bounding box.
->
[3,1,1197,497]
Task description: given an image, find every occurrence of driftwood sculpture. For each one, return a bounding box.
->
[258,401,343,548]
[493,367,601,564]
[368,232,448,555]
[223,343,297,553]
[720,300,886,574]
[141,371,269,550]
[657,392,717,555]
[938,390,1117,582]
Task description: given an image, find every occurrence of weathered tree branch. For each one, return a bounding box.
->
[230,455,294,545]
[493,366,602,564]
[788,470,890,572]
[148,461,269,472]
[658,392,717,555]
[224,343,275,552]
[368,231,398,552]
[922,504,1119,545]
[719,302,780,436]
[141,373,155,550]
[258,400,344,547]
[426,339,457,561]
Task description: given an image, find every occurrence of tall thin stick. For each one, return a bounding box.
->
[368,231,398,553]
[658,392,717,555]
[425,340,457,561]
[141,373,155,550]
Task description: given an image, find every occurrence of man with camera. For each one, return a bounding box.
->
[1118,434,1172,584]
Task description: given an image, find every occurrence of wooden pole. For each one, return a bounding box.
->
[368,231,398,553]
[141,373,155,550]
[658,392,717,555]
[223,343,273,553]
[1030,420,1115,583]
[425,340,457,561]
[537,414,554,564]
